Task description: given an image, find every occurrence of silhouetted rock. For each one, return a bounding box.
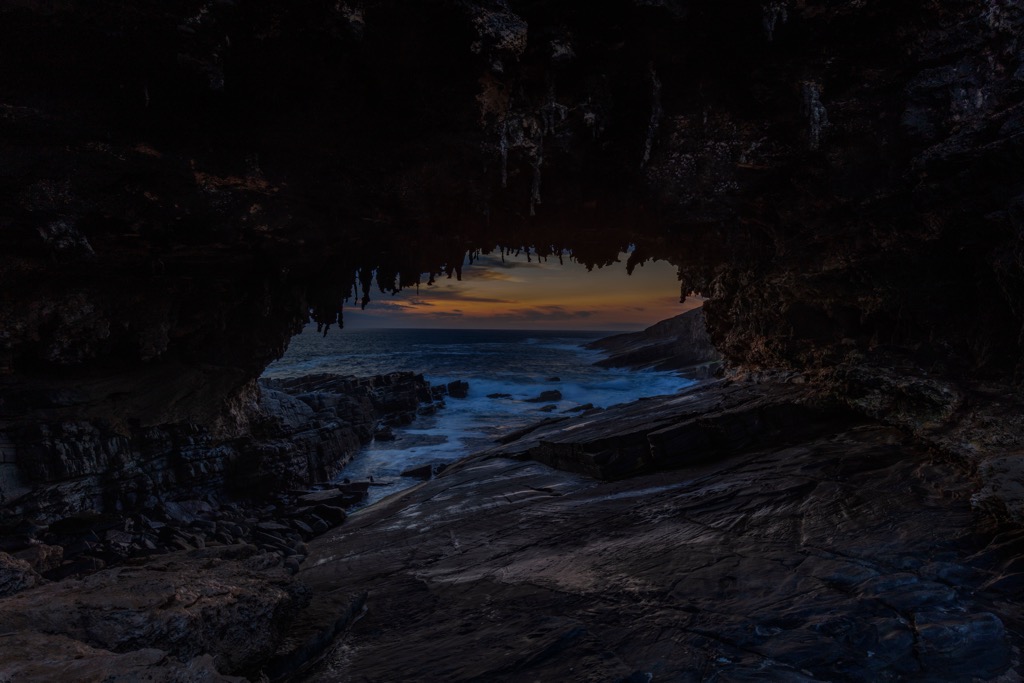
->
[446,381,470,399]
[588,308,722,377]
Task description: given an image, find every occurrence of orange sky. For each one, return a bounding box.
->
[343,251,701,331]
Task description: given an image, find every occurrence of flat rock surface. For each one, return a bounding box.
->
[293,397,1023,681]
[0,545,305,680]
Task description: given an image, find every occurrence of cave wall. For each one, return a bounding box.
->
[1,0,1022,514]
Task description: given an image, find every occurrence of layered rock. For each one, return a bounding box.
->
[279,378,1023,681]
[0,371,434,523]
[587,306,723,377]
[0,544,309,681]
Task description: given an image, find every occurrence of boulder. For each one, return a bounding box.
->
[0,551,41,597]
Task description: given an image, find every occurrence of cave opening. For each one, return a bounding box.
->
[263,247,710,504]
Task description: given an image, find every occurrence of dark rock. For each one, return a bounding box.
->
[296,489,355,508]
[564,403,594,413]
[525,390,562,403]
[374,426,396,442]
[0,550,303,676]
[311,505,347,527]
[446,381,470,399]
[0,552,41,597]
[400,463,449,480]
[48,512,122,536]
[283,380,1022,681]
[306,516,329,536]
[546,377,560,382]
[0,535,36,554]
[0,634,244,682]
[487,393,513,399]
[12,544,64,574]
[538,404,558,412]
[290,519,315,539]
[587,308,722,377]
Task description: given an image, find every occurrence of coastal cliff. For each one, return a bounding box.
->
[587,307,723,377]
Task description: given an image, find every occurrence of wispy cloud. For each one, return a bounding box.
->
[492,306,598,322]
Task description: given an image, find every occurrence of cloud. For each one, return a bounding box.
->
[491,306,599,321]
[410,286,517,304]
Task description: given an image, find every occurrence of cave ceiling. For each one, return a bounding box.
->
[1,0,1022,424]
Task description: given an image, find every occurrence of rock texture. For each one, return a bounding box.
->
[588,307,723,377]
[0,0,1023,680]
[0,544,305,681]
[283,380,1023,681]
[1,371,434,523]
[1,0,1021,438]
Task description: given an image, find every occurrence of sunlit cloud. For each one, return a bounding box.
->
[341,251,693,331]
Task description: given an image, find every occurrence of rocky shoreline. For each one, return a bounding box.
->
[2,346,1023,680]
[0,371,458,620]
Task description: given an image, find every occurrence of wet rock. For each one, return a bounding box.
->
[525,390,562,403]
[400,463,449,480]
[446,381,470,399]
[486,393,512,399]
[538,404,558,412]
[374,426,396,441]
[285,383,1021,681]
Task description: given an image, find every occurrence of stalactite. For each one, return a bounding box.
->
[540,84,568,136]
[499,118,509,188]
[801,81,828,151]
[762,2,788,41]
[641,65,662,168]
[359,266,373,309]
[529,138,543,216]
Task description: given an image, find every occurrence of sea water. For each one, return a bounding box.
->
[262,327,693,504]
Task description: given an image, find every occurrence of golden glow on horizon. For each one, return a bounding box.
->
[343,252,701,330]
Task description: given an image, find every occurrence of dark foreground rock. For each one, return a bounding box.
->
[277,379,1023,682]
[0,544,305,681]
[1,371,436,524]
[2,377,1023,680]
[588,307,723,377]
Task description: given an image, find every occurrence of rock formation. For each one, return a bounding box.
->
[0,0,1023,679]
[588,306,723,377]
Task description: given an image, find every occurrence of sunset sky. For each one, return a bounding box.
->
[342,251,700,330]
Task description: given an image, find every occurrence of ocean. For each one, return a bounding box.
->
[262,327,693,504]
